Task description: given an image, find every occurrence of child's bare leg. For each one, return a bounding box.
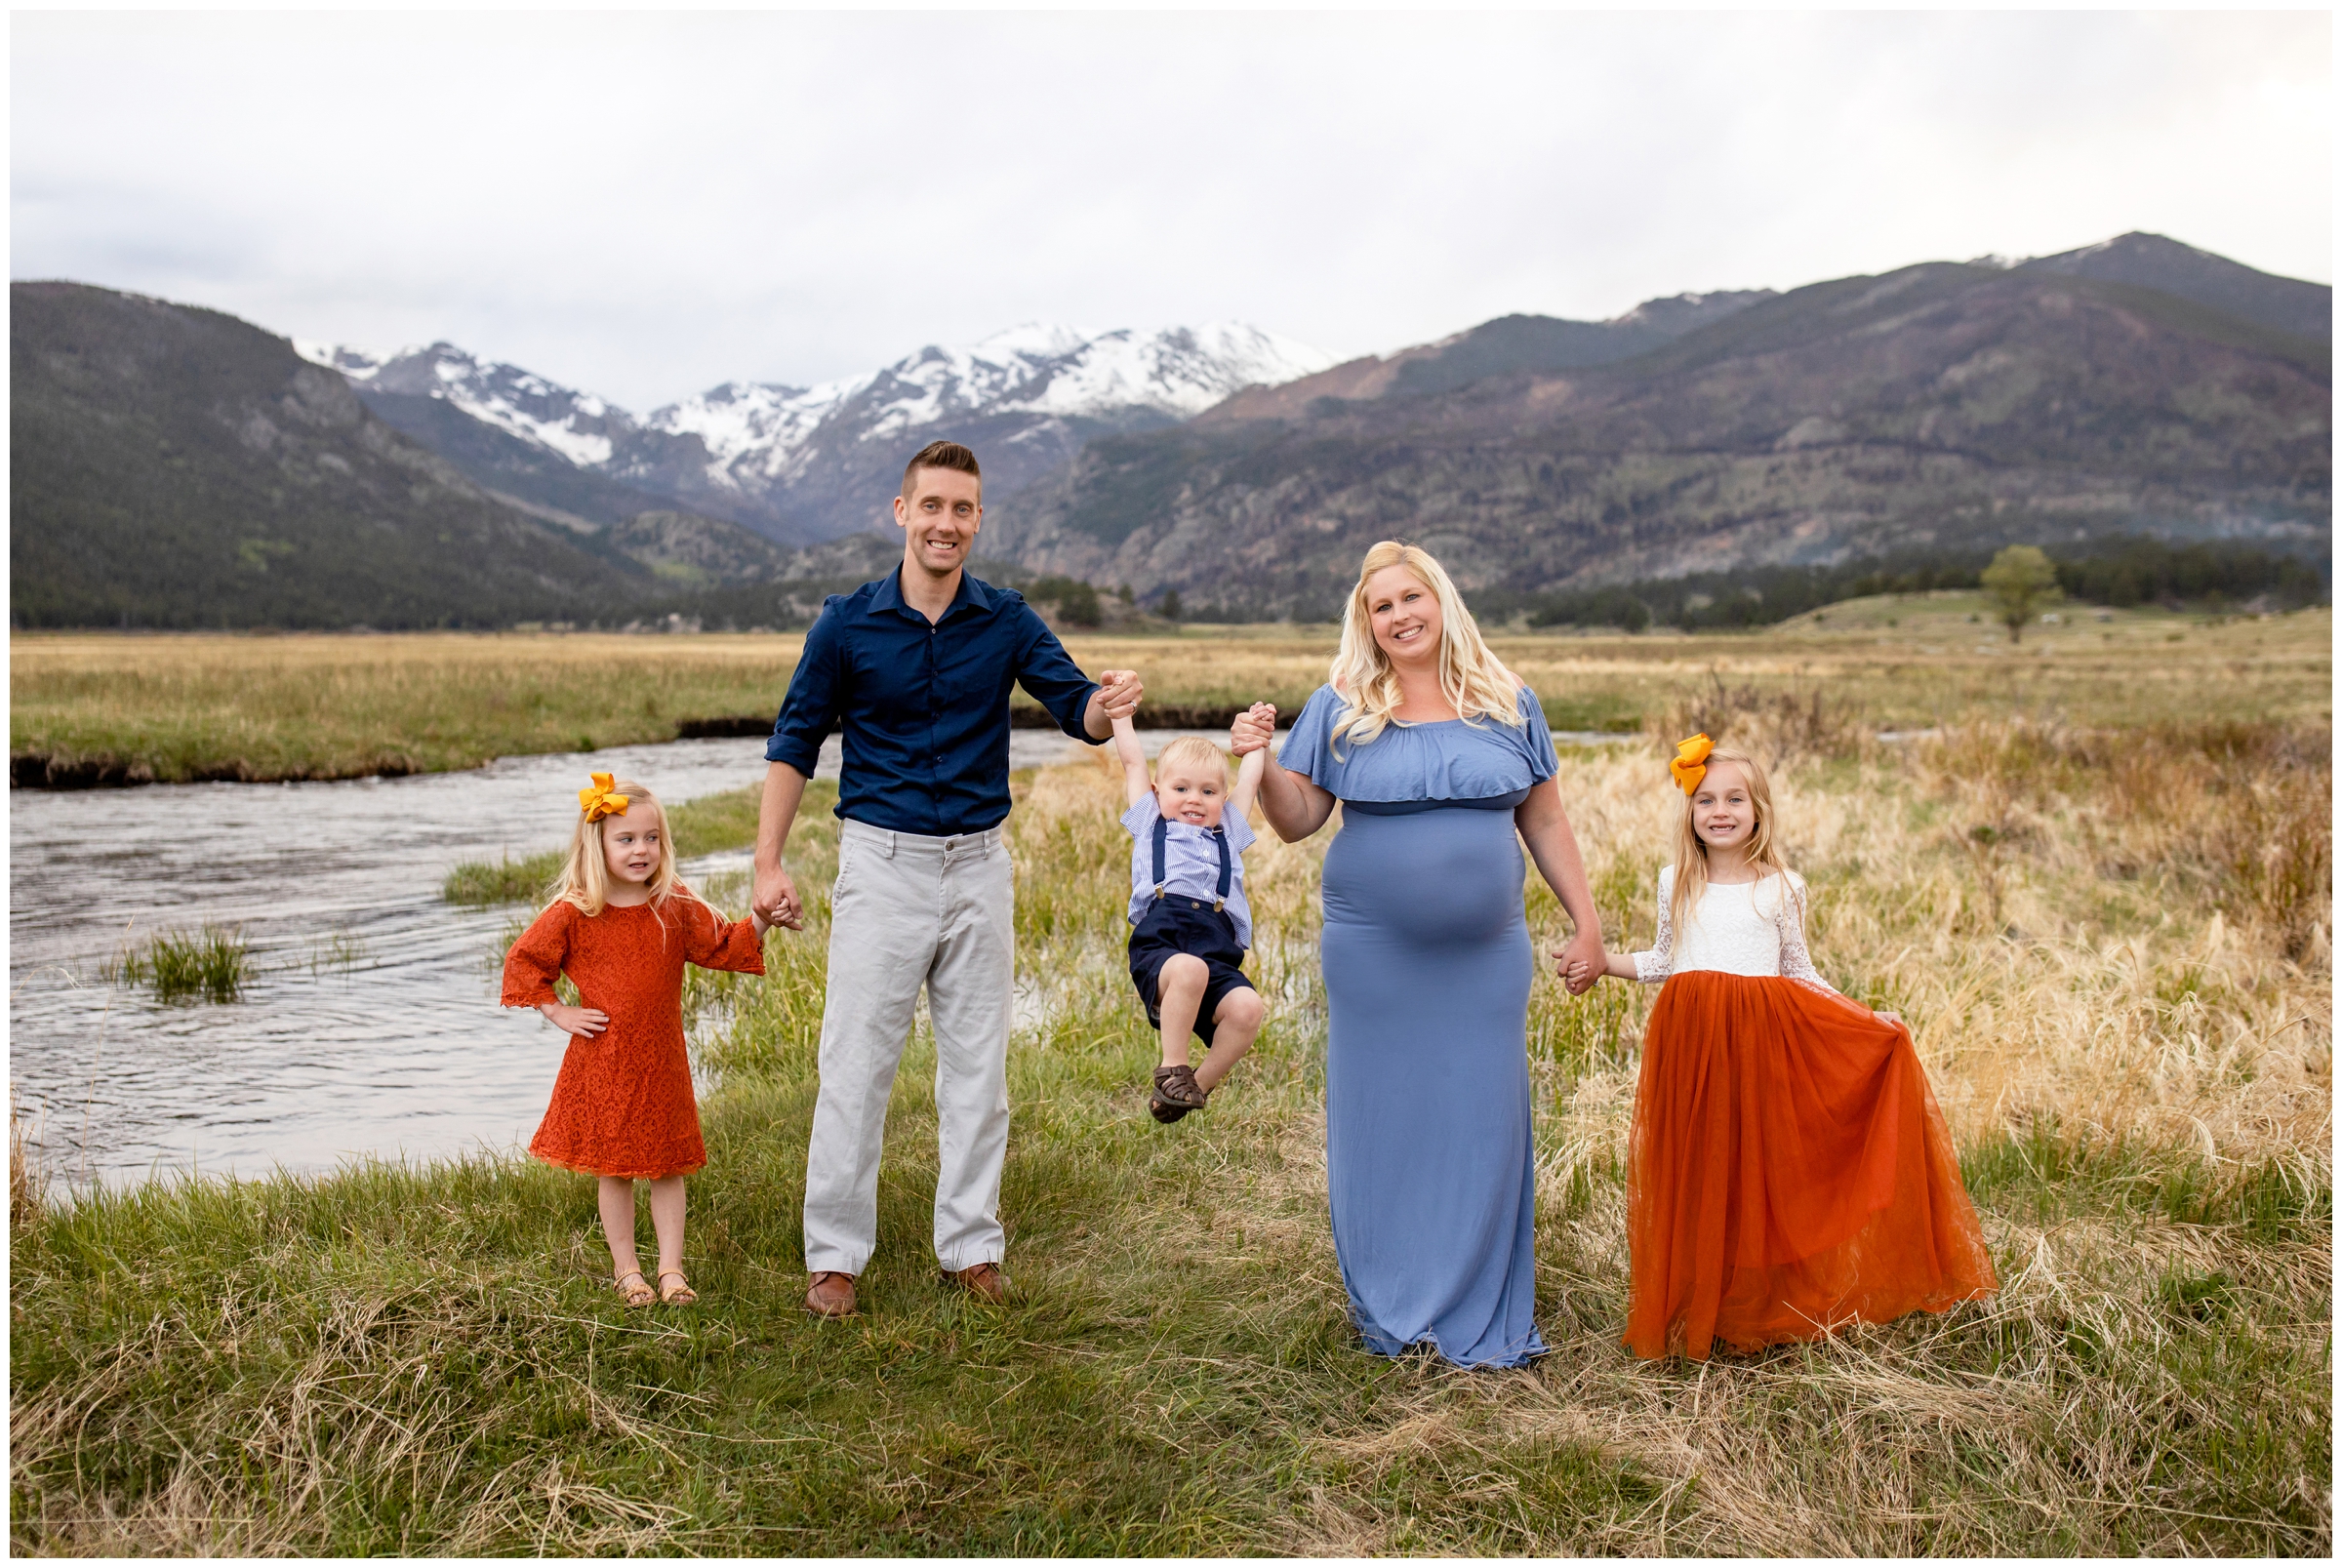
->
[1153,954,1208,1068]
[597,1175,643,1277]
[647,1174,687,1277]
[1194,986,1264,1093]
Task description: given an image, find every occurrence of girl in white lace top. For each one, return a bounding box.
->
[1585,743,1868,1008]
[1627,865,1831,986]
[1574,735,1997,1361]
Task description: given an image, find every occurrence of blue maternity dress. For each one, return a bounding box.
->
[1279,683,1561,1367]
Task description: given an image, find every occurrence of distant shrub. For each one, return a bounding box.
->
[1024,576,1105,627]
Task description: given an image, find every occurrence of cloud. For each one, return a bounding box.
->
[11,10,2329,409]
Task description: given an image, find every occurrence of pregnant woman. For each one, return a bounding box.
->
[1242,542,1605,1367]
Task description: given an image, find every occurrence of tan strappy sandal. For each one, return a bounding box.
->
[613,1267,657,1307]
[656,1267,698,1306]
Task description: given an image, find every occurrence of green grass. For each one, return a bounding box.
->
[14,724,2330,1553]
[442,852,566,906]
[101,925,252,1004]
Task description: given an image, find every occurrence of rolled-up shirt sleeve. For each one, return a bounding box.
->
[1011,605,1103,744]
[766,597,847,775]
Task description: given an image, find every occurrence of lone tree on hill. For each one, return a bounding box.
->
[1981,544,2064,643]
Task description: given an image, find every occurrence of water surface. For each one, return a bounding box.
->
[10,731,1096,1189]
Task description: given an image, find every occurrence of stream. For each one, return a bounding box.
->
[8,730,1106,1191]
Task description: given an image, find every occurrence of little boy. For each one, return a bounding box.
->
[1112,706,1276,1123]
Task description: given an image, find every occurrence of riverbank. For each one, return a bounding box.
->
[11,606,2326,785]
[12,704,2328,1553]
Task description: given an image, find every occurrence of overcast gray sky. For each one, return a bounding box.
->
[12,9,2330,411]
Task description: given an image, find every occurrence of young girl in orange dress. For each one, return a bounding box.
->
[1580,737,1998,1359]
[503,774,769,1307]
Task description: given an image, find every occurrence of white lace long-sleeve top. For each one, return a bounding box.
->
[1630,865,1835,990]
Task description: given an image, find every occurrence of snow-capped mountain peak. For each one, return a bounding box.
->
[296,339,623,467]
[302,320,1332,543]
[640,321,1334,493]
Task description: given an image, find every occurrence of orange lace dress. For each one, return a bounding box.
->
[502,896,765,1180]
[1625,868,1997,1359]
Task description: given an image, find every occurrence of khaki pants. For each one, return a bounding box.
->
[803,819,1014,1276]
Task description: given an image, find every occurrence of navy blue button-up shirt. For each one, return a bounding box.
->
[766,568,1103,836]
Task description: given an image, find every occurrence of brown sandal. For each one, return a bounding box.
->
[613,1267,657,1307]
[1151,1064,1208,1123]
[656,1267,698,1306]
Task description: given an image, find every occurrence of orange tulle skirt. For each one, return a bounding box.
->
[1626,971,1998,1360]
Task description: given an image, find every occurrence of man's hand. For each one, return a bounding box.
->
[1084,668,1144,737]
[1229,703,1277,755]
[539,1001,609,1037]
[753,862,804,931]
[1555,930,1605,996]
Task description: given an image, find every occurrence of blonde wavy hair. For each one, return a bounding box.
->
[1154,734,1230,782]
[1670,747,1800,937]
[1329,542,1521,749]
[547,779,707,924]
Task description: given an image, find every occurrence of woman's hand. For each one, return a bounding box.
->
[539,1001,608,1037]
[1229,704,1277,755]
[1874,1009,1903,1025]
[1555,930,1605,996]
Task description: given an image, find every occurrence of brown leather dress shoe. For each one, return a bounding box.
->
[804,1269,857,1317]
[942,1261,1008,1305]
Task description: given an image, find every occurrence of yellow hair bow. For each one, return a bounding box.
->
[1670,734,1714,796]
[578,772,630,822]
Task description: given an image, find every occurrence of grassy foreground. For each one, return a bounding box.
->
[11,680,2330,1551]
[11,602,2328,783]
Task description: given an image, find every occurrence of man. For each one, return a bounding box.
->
[754,439,1141,1318]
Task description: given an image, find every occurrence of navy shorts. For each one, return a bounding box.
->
[1127,895,1254,1045]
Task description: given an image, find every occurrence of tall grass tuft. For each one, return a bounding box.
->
[11,1095,44,1225]
[105,926,252,1004]
[442,851,564,906]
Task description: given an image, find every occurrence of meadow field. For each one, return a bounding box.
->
[9,594,2329,784]
[8,610,2331,1553]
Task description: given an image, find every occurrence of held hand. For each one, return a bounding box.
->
[1874,1009,1903,1025]
[541,1002,609,1037]
[1229,703,1277,755]
[753,862,804,932]
[1556,930,1605,996]
[1095,668,1145,721]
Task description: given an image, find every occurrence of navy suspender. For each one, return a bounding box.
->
[1151,816,1231,910]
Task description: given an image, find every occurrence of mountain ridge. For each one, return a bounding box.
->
[11,282,650,628]
[984,258,2328,617]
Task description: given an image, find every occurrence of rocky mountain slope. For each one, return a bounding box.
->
[1202,291,1776,422]
[301,323,1334,545]
[986,249,2329,618]
[12,283,650,628]
[2014,231,2330,341]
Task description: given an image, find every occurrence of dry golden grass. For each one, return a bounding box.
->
[11,604,2325,782]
